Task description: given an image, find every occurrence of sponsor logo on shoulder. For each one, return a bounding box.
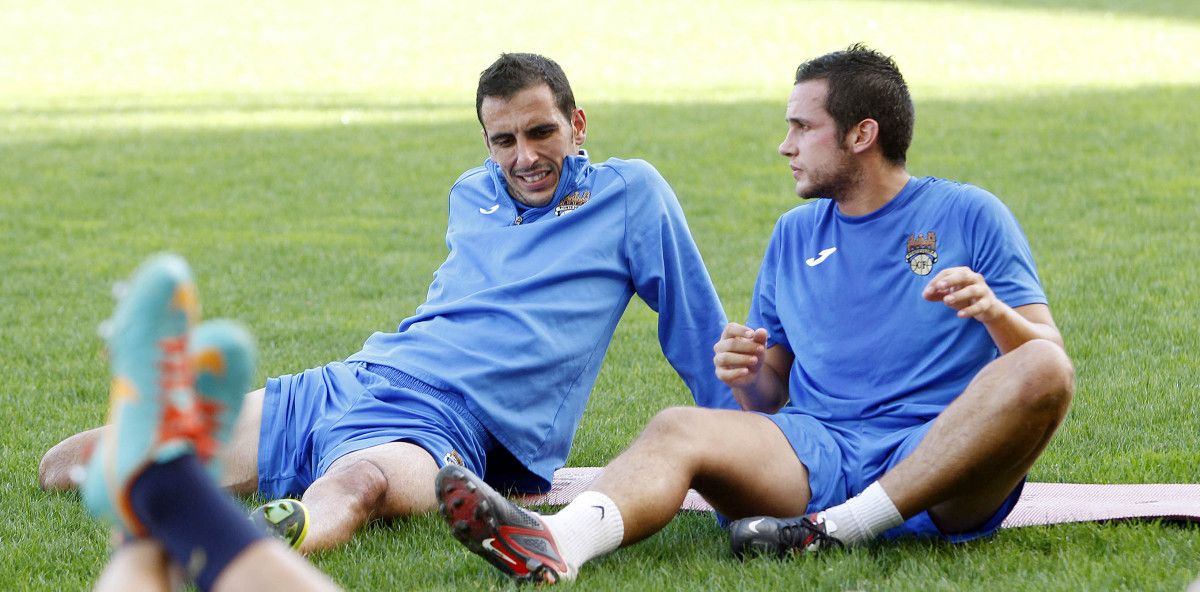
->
[479,204,500,215]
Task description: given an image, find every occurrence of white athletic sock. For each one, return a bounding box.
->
[541,491,625,575]
[820,482,903,545]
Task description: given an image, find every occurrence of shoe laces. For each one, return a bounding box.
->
[154,334,229,462]
[778,515,843,552]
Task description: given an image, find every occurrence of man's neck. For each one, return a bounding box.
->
[835,165,911,217]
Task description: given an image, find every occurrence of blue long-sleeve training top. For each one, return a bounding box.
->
[346,152,735,491]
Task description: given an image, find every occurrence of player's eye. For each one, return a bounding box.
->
[529,125,557,139]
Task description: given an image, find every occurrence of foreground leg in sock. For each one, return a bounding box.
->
[130,455,264,589]
[81,254,342,591]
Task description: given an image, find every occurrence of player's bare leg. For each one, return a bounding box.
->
[93,539,173,592]
[880,338,1074,532]
[296,441,440,553]
[216,388,265,494]
[210,540,341,592]
[729,338,1074,555]
[39,387,266,494]
[436,407,811,582]
[588,407,811,544]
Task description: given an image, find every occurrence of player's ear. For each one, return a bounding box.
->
[571,108,587,147]
[846,118,879,155]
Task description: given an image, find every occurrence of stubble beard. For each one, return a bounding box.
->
[797,147,861,202]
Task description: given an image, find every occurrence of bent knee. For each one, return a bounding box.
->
[1011,339,1075,413]
[38,450,73,492]
[320,459,390,509]
[640,406,726,447]
[39,427,105,491]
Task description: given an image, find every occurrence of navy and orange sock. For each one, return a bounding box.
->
[129,454,264,591]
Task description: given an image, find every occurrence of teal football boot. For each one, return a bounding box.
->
[189,318,257,481]
[81,253,200,536]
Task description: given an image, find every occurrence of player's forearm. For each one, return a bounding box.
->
[983,305,1064,355]
[732,369,789,413]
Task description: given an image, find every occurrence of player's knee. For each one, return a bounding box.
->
[37,448,69,491]
[38,428,101,491]
[640,407,714,450]
[323,459,389,510]
[1013,339,1075,416]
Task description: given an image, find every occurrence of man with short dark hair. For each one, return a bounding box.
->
[434,44,1074,584]
[41,52,734,553]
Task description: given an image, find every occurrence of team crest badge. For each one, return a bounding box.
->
[442,450,464,467]
[905,231,938,276]
[555,191,590,216]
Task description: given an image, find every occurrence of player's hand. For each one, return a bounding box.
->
[922,266,1004,322]
[713,322,769,387]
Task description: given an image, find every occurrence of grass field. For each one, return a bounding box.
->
[2,0,1199,590]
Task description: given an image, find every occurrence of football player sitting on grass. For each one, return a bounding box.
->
[41,52,735,555]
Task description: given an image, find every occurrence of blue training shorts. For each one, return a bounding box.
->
[256,361,494,499]
[765,409,1024,542]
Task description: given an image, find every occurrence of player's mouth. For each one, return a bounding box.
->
[514,168,554,191]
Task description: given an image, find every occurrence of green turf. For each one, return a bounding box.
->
[2,0,1199,590]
